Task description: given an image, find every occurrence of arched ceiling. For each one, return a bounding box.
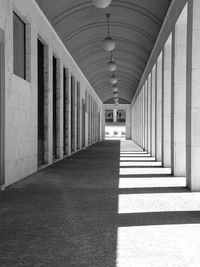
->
[36,0,171,104]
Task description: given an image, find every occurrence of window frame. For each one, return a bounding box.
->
[13,11,26,80]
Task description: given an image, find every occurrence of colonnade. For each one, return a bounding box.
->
[131,0,200,191]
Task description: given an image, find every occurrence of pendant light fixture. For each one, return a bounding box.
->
[114,98,119,104]
[103,14,115,51]
[92,0,112,8]
[109,72,118,84]
[108,51,117,71]
[112,84,118,92]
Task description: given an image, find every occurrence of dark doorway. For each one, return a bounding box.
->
[82,99,85,148]
[63,68,68,156]
[37,39,45,165]
[98,112,101,141]
[71,75,75,153]
[77,82,80,150]
[53,56,58,159]
[88,95,91,145]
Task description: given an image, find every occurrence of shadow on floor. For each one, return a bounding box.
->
[1,140,200,266]
[0,141,120,267]
[118,211,200,227]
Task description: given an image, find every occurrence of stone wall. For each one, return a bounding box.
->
[0,0,103,187]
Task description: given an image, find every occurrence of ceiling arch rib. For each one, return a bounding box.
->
[62,22,155,44]
[84,69,141,86]
[105,98,131,104]
[71,37,150,57]
[77,50,146,73]
[52,1,163,27]
[88,75,139,89]
[89,77,139,93]
[92,81,138,96]
[36,0,172,103]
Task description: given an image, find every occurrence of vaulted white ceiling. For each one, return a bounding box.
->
[36,0,171,103]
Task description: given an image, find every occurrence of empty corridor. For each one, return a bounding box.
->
[1,140,200,266]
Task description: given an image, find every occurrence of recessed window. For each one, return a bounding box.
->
[13,12,26,79]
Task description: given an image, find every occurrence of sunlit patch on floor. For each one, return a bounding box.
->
[120,154,151,158]
[116,224,200,267]
[118,192,200,213]
[120,157,155,161]
[119,177,186,188]
[120,151,146,154]
[117,140,200,266]
[120,161,162,167]
[120,167,171,175]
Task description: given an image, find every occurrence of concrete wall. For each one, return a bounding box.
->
[0,0,103,187]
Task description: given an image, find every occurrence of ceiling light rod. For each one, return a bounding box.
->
[107,14,110,37]
[108,51,117,71]
[110,72,118,84]
[103,14,115,51]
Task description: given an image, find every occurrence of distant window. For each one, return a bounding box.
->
[105,109,113,123]
[13,12,26,79]
[121,131,126,135]
[114,131,118,136]
[105,131,109,135]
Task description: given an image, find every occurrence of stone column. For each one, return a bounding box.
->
[139,93,142,147]
[137,101,138,144]
[148,74,152,154]
[134,101,137,143]
[113,108,117,123]
[163,35,172,167]
[186,0,200,190]
[156,52,163,162]
[171,6,187,176]
[151,66,156,157]
[142,87,145,150]
[144,82,148,151]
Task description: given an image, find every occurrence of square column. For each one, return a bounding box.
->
[156,52,163,162]
[186,0,200,190]
[171,6,187,176]
[142,87,145,149]
[113,108,117,123]
[139,93,142,147]
[136,98,139,145]
[151,66,156,157]
[144,82,148,151]
[163,35,172,167]
[147,74,152,154]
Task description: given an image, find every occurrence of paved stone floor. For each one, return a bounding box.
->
[1,140,200,266]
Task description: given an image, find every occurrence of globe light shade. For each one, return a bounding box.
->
[108,60,117,71]
[92,0,112,8]
[112,84,118,92]
[109,75,118,84]
[102,37,115,51]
